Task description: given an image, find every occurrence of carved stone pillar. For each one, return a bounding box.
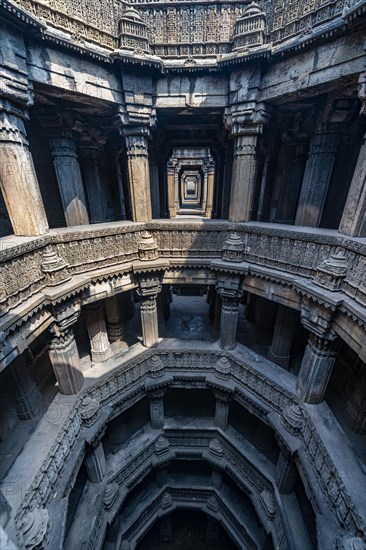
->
[0,102,49,236]
[339,130,366,237]
[105,296,126,344]
[0,24,48,236]
[216,277,243,350]
[48,304,84,395]
[297,333,338,404]
[84,303,111,363]
[295,131,340,227]
[225,103,269,223]
[79,132,113,223]
[214,391,230,430]
[137,277,162,348]
[148,390,165,429]
[49,134,89,226]
[167,159,177,218]
[267,305,297,369]
[9,354,41,420]
[220,297,241,350]
[123,127,152,222]
[229,133,258,222]
[85,442,106,483]
[140,296,159,348]
[205,159,215,218]
[276,449,297,494]
[296,300,338,404]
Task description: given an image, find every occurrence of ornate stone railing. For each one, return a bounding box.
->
[9,347,366,548]
[1,221,365,326]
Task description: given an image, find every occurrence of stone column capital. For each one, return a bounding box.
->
[216,276,243,301]
[300,298,337,343]
[50,301,81,341]
[137,276,162,299]
[113,101,156,133]
[224,102,271,137]
[147,387,166,400]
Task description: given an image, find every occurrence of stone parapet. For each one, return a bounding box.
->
[0,221,365,369]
